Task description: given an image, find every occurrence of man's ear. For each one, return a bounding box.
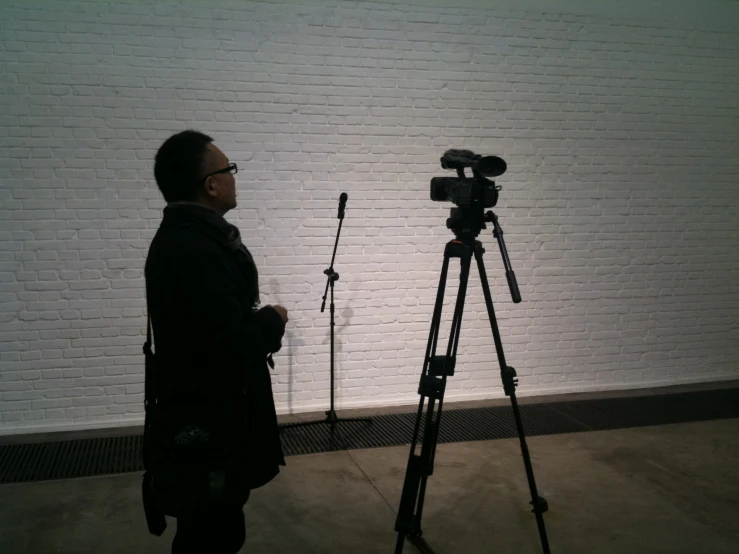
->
[203,176,218,198]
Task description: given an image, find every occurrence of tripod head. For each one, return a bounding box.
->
[446,207,496,243]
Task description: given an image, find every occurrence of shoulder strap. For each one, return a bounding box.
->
[142,301,159,471]
[146,311,152,347]
[143,302,155,413]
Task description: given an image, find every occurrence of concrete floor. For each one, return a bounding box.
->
[0,417,738,553]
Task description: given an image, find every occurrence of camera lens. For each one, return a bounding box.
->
[430,178,450,201]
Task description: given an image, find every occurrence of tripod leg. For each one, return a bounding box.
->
[473,242,551,554]
[413,244,473,528]
[395,241,474,553]
[395,251,450,552]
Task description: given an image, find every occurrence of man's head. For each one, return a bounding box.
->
[153,130,238,215]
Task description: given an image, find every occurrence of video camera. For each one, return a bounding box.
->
[430,149,507,208]
[430,149,507,239]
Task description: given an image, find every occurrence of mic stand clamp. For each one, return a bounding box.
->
[321,268,339,313]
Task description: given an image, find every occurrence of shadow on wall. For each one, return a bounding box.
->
[312,281,354,409]
[326,302,353,403]
[266,278,296,412]
[267,276,353,412]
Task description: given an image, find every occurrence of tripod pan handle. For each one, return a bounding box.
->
[506,270,521,303]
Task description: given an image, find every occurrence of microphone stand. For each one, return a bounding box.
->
[280,195,372,444]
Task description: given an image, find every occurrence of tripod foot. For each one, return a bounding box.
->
[409,535,437,554]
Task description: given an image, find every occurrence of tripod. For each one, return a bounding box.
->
[394,210,550,554]
[280,194,372,441]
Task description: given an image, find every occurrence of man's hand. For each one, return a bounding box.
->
[270,305,288,325]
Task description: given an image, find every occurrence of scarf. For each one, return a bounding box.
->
[165,202,260,309]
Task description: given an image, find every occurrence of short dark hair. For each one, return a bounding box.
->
[154,130,213,203]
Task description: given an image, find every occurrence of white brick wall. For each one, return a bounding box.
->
[1,0,738,434]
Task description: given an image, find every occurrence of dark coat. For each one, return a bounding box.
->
[144,203,285,493]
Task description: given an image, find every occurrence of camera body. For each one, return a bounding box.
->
[430,149,506,209]
[431,176,499,208]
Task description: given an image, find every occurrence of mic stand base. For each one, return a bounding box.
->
[280,411,373,449]
[282,409,372,429]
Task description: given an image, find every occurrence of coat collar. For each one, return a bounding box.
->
[164,201,231,234]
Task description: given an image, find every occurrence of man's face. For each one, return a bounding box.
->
[201,143,237,214]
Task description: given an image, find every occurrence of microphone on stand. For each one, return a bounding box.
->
[338,192,348,219]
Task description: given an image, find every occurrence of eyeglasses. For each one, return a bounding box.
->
[198,163,238,184]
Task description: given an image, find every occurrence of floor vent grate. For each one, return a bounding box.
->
[1,387,737,484]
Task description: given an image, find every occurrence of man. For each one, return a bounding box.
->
[143,130,288,553]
